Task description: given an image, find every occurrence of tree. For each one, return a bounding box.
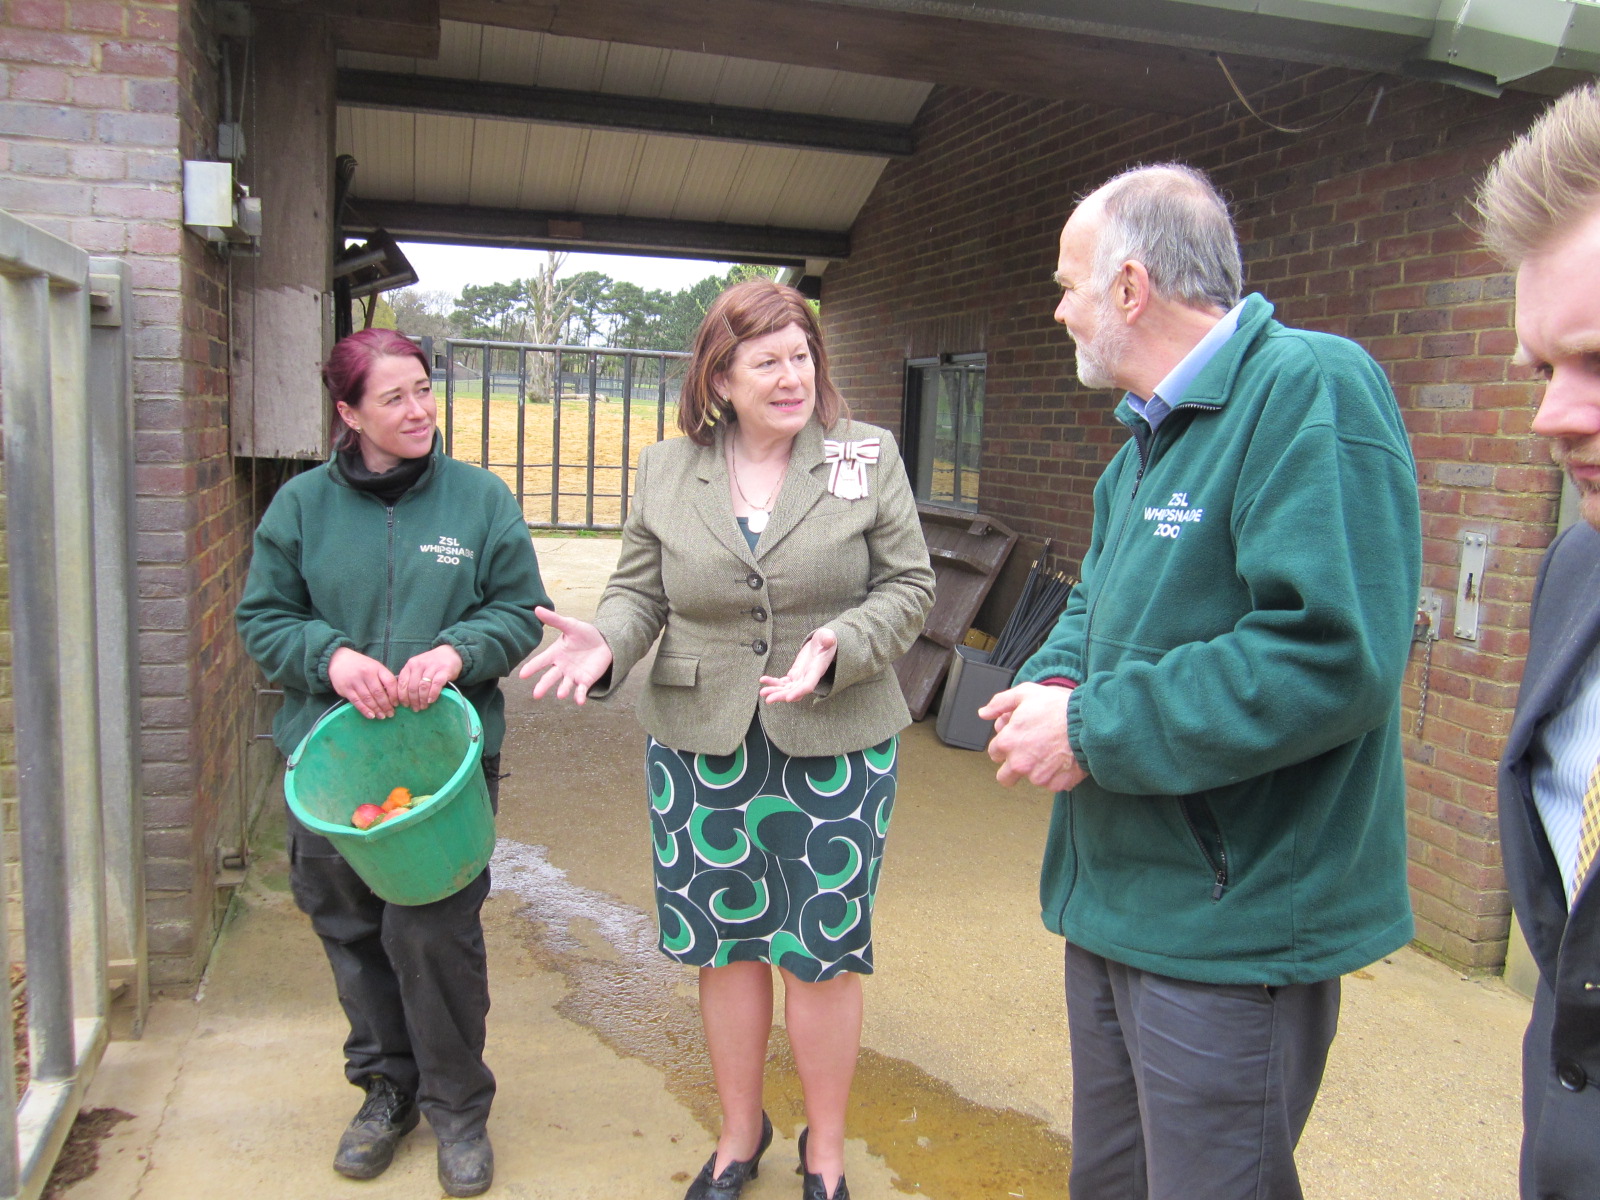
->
[657,264,781,351]
[606,280,671,349]
[451,280,525,342]
[388,288,454,341]
[563,270,614,345]
[523,253,579,400]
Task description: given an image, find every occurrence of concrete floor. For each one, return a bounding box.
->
[63,535,1530,1199]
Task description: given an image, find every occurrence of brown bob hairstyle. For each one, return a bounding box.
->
[678,278,848,445]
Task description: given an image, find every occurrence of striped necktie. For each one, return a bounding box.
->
[1571,757,1600,904]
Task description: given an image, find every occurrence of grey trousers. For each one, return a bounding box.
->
[287,756,501,1143]
[1064,941,1340,1200]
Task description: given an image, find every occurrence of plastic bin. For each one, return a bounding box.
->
[284,687,493,905]
[935,644,1018,751]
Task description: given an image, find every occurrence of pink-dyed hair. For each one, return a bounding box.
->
[322,329,431,453]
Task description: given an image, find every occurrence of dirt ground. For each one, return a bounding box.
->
[446,395,683,527]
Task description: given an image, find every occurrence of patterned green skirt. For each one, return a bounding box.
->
[646,718,897,981]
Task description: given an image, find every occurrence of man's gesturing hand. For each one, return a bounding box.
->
[980,682,1088,792]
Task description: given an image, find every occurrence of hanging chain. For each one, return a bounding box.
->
[1413,616,1434,738]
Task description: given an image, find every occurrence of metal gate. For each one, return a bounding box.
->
[429,337,690,531]
[0,210,145,1200]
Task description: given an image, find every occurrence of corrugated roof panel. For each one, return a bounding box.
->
[825,74,932,122]
[337,22,930,119]
[413,114,477,206]
[765,153,883,228]
[654,49,728,103]
[765,64,842,115]
[533,32,609,91]
[571,128,649,215]
[669,141,753,219]
[339,108,418,202]
[416,21,482,78]
[596,40,671,96]
[622,136,701,218]
[516,126,592,210]
[466,118,531,208]
[708,56,787,108]
[337,23,925,257]
[720,144,804,225]
[478,26,549,86]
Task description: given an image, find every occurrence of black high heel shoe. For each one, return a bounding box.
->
[795,1127,852,1200]
[683,1112,773,1200]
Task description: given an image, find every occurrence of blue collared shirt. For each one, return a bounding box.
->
[1126,299,1245,431]
[1532,639,1600,903]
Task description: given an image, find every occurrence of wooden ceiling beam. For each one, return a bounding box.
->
[345,199,849,264]
[439,0,1288,115]
[337,69,916,156]
[249,0,442,56]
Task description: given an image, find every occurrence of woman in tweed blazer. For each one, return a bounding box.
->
[523,280,934,1200]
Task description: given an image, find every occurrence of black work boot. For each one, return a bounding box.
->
[333,1074,419,1180]
[437,1131,494,1197]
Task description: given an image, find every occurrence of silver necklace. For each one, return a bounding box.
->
[728,441,785,533]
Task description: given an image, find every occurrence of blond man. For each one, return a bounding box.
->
[1480,83,1600,1200]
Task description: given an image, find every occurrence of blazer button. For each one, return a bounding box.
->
[746,572,763,590]
[1558,1060,1588,1092]
[752,606,768,622]
[752,639,768,655]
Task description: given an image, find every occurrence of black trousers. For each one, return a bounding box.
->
[287,756,501,1143]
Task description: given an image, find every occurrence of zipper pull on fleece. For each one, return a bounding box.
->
[1212,874,1226,901]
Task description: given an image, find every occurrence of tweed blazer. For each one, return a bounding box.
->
[590,416,935,757]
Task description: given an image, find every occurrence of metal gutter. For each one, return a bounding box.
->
[825,0,1600,93]
[1424,0,1600,86]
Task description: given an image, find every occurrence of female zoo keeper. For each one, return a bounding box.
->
[236,328,548,1198]
[521,279,934,1200]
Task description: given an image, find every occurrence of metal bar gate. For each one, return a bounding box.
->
[0,210,145,1200]
[433,338,689,532]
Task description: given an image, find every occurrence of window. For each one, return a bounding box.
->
[904,353,985,510]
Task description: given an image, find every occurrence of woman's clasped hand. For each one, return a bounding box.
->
[329,643,463,719]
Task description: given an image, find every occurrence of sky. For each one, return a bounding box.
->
[397,242,736,302]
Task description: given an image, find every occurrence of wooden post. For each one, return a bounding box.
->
[231,10,337,459]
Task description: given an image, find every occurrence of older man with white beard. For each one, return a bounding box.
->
[1478,84,1600,1200]
[980,163,1423,1200]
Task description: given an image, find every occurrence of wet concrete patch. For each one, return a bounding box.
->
[491,839,1070,1198]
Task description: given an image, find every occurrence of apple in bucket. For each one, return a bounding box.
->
[351,803,385,830]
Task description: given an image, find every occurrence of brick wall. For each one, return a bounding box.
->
[0,0,268,988]
[823,74,1554,970]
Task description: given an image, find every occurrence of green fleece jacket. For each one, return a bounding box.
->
[236,443,549,758]
[1016,294,1421,985]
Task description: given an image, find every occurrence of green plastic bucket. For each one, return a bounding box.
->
[283,687,494,906]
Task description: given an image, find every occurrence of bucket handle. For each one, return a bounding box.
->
[287,682,478,772]
[287,699,348,772]
[442,682,481,744]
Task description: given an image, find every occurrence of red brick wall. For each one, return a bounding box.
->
[824,74,1554,970]
[0,0,267,987]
